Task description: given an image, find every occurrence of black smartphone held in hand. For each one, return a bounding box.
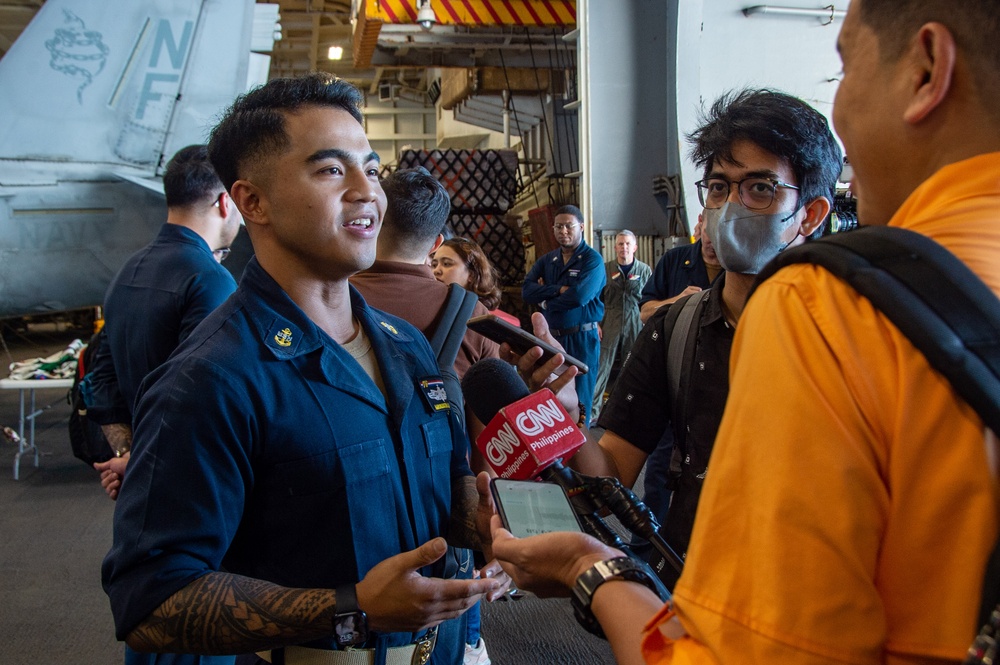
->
[490,478,584,538]
[467,314,589,374]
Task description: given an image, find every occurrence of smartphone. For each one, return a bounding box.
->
[467,314,589,374]
[490,478,584,538]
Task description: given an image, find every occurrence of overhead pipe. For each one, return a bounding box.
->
[742,5,846,24]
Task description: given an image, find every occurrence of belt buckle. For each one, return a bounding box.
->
[411,626,437,665]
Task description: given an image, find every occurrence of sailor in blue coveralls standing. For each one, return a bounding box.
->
[101,74,508,665]
[522,205,606,426]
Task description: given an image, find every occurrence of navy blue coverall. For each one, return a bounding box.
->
[87,222,237,665]
[638,240,710,308]
[102,259,472,665]
[522,240,605,427]
[88,223,236,424]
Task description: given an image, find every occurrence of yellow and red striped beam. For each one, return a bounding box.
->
[367,0,576,27]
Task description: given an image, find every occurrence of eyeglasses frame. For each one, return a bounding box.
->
[695,176,801,210]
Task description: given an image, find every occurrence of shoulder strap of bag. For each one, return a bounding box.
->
[428,283,480,434]
[754,226,1000,433]
[664,290,709,460]
[429,283,479,367]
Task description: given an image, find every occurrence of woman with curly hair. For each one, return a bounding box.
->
[432,237,520,325]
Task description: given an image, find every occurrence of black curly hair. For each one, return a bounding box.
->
[688,88,842,210]
[208,73,365,191]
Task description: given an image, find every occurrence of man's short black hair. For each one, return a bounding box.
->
[858,0,1000,119]
[163,145,224,208]
[380,167,451,258]
[554,205,584,225]
[688,89,843,212]
[208,73,365,191]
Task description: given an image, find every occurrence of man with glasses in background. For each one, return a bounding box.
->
[522,204,606,426]
[565,88,841,587]
[88,145,241,501]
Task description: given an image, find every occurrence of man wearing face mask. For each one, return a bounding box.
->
[565,88,842,586]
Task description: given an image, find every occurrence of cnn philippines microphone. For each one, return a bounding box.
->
[463,358,585,480]
[462,358,684,583]
[462,358,635,552]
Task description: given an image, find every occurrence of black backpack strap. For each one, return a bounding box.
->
[428,284,480,434]
[754,226,1000,433]
[663,291,709,478]
[429,283,479,363]
[753,225,1000,632]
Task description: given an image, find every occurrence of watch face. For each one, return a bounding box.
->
[334,612,368,647]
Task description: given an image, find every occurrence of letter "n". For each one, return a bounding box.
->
[537,399,567,424]
[149,19,193,69]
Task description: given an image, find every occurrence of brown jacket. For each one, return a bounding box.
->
[350,260,500,378]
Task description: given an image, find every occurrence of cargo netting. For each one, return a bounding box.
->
[397,150,525,286]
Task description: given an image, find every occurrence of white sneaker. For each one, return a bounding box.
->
[464,638,491,665]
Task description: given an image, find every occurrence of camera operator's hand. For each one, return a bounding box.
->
[492,515,676,665]
[489,514,622,597]
[499,313,580,422]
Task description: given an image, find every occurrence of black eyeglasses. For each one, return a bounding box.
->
[212,248,232,263]
[695,177,800,210]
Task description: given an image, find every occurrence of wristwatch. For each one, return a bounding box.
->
[332,584,369,647]
[571,557,660,639]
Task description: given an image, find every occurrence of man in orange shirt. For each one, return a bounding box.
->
[487,1,1000,663]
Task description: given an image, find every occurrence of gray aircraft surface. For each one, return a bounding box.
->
[0,0,269,319]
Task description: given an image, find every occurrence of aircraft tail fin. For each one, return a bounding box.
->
[0,0,270,176]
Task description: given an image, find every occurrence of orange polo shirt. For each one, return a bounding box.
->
[642,152,1000,664]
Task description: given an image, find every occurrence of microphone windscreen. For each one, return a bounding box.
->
[461,358,530,425]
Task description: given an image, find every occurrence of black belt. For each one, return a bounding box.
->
[549,322,598,337]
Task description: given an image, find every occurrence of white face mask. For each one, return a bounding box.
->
[702,201,800,275]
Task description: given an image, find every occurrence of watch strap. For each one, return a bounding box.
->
[571,557,659,639]
[332,584,369,647]
[335,584,359,614]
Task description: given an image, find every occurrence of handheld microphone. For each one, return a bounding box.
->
[463,358,627,549]
[463,358,685,583]
[463,358,585,480]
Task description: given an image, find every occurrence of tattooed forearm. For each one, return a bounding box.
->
[448,475,485,551]
[126,572,337,654]
[101,423,133,456]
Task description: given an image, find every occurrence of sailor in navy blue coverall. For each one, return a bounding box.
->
[103,262,477,663]
[101,75,504,665]
[84,145,240,665]
[522,206,605,427]
[88,223,237,428]
[638,241,711,318]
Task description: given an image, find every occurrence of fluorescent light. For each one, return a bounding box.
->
[328,45,344,60]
